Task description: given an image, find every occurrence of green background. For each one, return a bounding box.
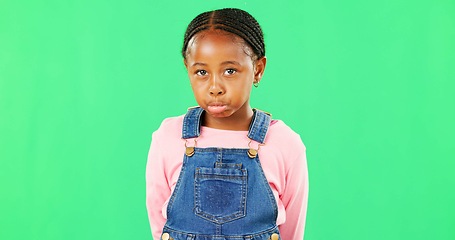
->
[1,0,454,239]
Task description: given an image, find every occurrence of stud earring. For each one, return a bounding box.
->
[253,81,259,88]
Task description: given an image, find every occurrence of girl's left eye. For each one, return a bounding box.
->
[224,69,236,75]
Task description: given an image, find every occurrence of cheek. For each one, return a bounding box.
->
[190,81,207,96]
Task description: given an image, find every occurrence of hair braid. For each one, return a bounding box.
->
[182,8,265,60]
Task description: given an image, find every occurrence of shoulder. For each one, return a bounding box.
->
[152,114,185,140]
[267,120,306,150]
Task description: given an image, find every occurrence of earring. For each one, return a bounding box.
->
[253,81,259,88]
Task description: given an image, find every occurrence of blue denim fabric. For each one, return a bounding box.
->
[162,107,280,240]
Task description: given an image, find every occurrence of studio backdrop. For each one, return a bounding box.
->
[1,0,454,239]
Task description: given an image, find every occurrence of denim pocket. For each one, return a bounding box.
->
[194,167,247,224]
[214,162,242,169]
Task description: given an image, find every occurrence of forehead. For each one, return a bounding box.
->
[185,30,253,63]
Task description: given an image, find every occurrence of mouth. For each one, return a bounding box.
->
[207,103,227,114]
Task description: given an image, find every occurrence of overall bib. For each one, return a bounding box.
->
[161,107,280,240]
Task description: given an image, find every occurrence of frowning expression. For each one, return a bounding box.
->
[184,30,265,120]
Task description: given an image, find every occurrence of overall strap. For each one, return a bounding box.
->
[182,107,204,139]
[247,109,272,144]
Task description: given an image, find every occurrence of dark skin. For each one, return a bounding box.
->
[184,30,267,131]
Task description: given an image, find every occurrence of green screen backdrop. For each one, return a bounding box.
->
[1,0,454,239]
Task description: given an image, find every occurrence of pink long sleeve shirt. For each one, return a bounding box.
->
[146,114,309,240]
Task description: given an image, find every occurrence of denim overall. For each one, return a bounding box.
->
[161,107,280,240]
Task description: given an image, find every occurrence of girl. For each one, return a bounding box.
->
[146,8,308,240]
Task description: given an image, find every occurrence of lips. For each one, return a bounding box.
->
[207,103,227,114]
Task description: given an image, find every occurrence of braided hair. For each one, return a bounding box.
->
[182,8,265,60]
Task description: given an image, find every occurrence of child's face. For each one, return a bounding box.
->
[184,30,266,123]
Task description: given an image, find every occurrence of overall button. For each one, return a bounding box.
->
[270,233,279,240]
[161,233,170,240]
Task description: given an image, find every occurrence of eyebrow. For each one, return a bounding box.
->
[191,62,207,67]
[221,61,241,66]
[191,61,241,67]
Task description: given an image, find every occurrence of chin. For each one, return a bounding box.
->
[204,109,233,118]
[207,112,230,118]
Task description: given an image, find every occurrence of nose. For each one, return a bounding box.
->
[209,76,224,96]
[210,88,224,96]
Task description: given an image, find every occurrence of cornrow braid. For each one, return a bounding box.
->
[182,8,265,60]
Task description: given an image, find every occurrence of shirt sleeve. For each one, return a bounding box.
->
[146,129,170,239]
[278,140,309,240]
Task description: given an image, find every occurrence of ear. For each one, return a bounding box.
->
[253,56,267,83]
[183,58,188,69]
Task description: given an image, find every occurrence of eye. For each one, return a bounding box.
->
[196,70,208,76]
[224,69,237,75]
